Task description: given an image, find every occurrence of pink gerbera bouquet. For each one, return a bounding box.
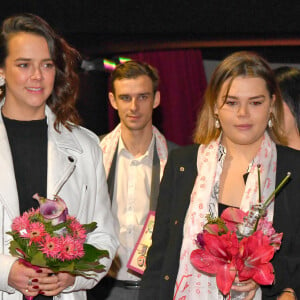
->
[7,194,109,277]
[190,170,291,297]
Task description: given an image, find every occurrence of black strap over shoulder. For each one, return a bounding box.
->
[107,143,118,202]
[150,140,160,211]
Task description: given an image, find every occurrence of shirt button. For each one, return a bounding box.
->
[164,275,169,281]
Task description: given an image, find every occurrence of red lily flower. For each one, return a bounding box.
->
[257,218,283,250]
[221,207,247,232]
[237,230,275,285]
[191,231,239,295]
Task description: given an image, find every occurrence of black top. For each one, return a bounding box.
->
[218,202,240,216]
[2,114,52,300]
[3,115,48,214]
[218,202,230,216]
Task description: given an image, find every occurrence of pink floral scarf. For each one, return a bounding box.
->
[174,132,276,300]
[100,123,168,180]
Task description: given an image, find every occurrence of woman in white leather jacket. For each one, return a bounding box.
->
[0,13,118,300]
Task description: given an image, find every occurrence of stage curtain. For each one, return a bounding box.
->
[108,49,207,145]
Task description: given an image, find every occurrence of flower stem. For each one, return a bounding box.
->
[262,172,291,210]
[257,165,262,203]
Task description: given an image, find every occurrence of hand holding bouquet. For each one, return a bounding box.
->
[7,194,109,299]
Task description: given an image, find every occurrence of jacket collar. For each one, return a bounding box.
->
[45,105,83,154]
[44,106,82,197]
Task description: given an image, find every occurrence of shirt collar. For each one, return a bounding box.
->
[118,134,155,162]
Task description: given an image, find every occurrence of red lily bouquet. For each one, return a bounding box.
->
[7,194,109,278]
[190,171,291,297]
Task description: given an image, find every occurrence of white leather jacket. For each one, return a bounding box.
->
[0,104,119,300]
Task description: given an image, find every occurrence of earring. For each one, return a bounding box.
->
[215,118,220,129]
[0,76,5,87]
[268,118,273,128]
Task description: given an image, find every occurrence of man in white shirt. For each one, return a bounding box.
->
[87,60,177,300]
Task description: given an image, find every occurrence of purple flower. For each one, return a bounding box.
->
[195,233,205,249]
[32,193,68,225]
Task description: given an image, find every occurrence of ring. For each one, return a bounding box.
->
[25,289,29,293]
[28,278,32,286]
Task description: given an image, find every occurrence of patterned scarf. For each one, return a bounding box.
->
[100,123,168,180]
[174,132,277,300]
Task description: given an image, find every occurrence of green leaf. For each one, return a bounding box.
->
[27,243,40,258]
[74,261,105,271]
[71,270,98,278]
[82,222,97,234]
[8,237,34,258]
[46,260,70,272]
[58,261,75,272]
[51,221,69,232]
[31,251,47,267]
[80,244,109,262]
[9,240,24,257]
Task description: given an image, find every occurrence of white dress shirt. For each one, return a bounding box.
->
[110,135,155,281]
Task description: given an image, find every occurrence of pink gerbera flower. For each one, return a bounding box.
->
[67,216,87,241]
[27,222,46,244]
[40,234,61,258]
[58,235,85,261]
[73,239,85,258]
[28,207,40,217]
[12,208,40,235]
[12,212,31,234]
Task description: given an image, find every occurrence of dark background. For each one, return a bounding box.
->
[1,0,300,135]
[1,0,299,60]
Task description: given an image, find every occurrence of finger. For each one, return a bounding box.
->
[56,272,75,288]
[26,284,40,293]
[38,273,74,297]
[235,280,256,292]
[39,286,64,297]
[37,282,60,295]
[38,274,59,285]
[231,284,249,292]
[26,268,49,279]
[37,279,59,290]
[35,268,55,276]
[23,287,39,297]
[244,289,256,300]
